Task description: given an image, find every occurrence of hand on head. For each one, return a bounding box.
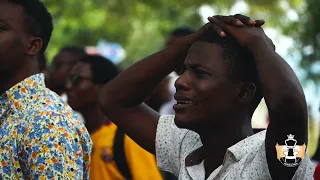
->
[199,14,275,51]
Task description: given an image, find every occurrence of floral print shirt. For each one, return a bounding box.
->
[0,74,92,180]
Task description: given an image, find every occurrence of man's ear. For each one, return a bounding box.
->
[236,82,256,104]
[27,37,43,55]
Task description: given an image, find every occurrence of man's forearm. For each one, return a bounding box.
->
[249,40,305,110]
[99,32,200,110]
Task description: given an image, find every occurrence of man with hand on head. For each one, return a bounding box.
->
[99,14,314,180]
[0,1,92,179]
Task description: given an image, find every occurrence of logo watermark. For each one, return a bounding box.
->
[275,134,306,167]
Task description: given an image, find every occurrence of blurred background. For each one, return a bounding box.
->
[42,0,320,155]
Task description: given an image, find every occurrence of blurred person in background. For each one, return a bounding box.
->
[145,76,171,112]
[48,46,86,102]
[159,27,195,115]
[99,14,314,180]
[0,0,92,179]
[66,55,163,180]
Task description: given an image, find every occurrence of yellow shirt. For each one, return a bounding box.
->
[90,124,163,180]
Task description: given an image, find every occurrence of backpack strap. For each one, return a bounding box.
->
[113,128,132,180]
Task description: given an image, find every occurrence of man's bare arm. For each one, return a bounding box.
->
[209,15,308,179]
[250,41,307,179]
[98,31,201,154]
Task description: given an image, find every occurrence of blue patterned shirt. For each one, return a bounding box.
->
[0,74,92,180]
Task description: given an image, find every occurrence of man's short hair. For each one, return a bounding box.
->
[80,55,120,84]
[170,27,195,37]
[197,29,262,113]
[9,0,53,53]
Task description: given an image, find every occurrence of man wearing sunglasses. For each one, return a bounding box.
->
[66,55,162,180]
[48,46,86,101]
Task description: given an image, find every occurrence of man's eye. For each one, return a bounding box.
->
[193,69,207,75]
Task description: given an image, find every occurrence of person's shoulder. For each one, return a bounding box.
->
[156,115,200,153]
[157,115,195,136]
[25,88,64,109]
[158,115,175,124]
[22,91,88,138]
[227,130,267,164]
[27,89,79,122]
[23,108,86,135]
[22,108,92,150]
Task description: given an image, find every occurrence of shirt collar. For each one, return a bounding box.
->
[0,73,46,112]
[185,130,267,167]
[227,130,266,161]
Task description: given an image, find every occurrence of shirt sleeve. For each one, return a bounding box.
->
[257,138,315,179]
[18,111,92,180]
[155,115,188,176]
[291,151,315,180]
[124,136,163,180]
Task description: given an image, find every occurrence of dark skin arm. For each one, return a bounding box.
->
[209,15,308,180]
[98,16,264,155]
[98,31,200,154]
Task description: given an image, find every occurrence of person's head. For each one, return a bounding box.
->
[173,29,262,132]
[49,46,86,94]
[66,55,119,112]
[166,27,195,47]
[0,0,53,72]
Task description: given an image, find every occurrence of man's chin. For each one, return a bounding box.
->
[174,116,192,129]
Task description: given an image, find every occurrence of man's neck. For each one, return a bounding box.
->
[80,104,108,134]
[199,116,253,178]
[0,59,39,95]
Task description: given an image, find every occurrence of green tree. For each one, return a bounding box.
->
[285,0,320,85]
[43,0,304,69]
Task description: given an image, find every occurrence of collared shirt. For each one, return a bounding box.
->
[0,74,92,179]
[156,115,314,180]
[90,124,162,180]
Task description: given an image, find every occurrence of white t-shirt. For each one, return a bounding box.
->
[156,115,315,180]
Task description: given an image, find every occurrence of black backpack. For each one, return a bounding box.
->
[113,129,132,180]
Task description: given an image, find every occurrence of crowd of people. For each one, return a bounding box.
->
[0,0,318,179]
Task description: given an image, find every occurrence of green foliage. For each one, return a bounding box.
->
[308,117,319,156]
[43,0,319,85]
[287,0,320,85]
[43,0,303,68]
[42,0,207,68]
